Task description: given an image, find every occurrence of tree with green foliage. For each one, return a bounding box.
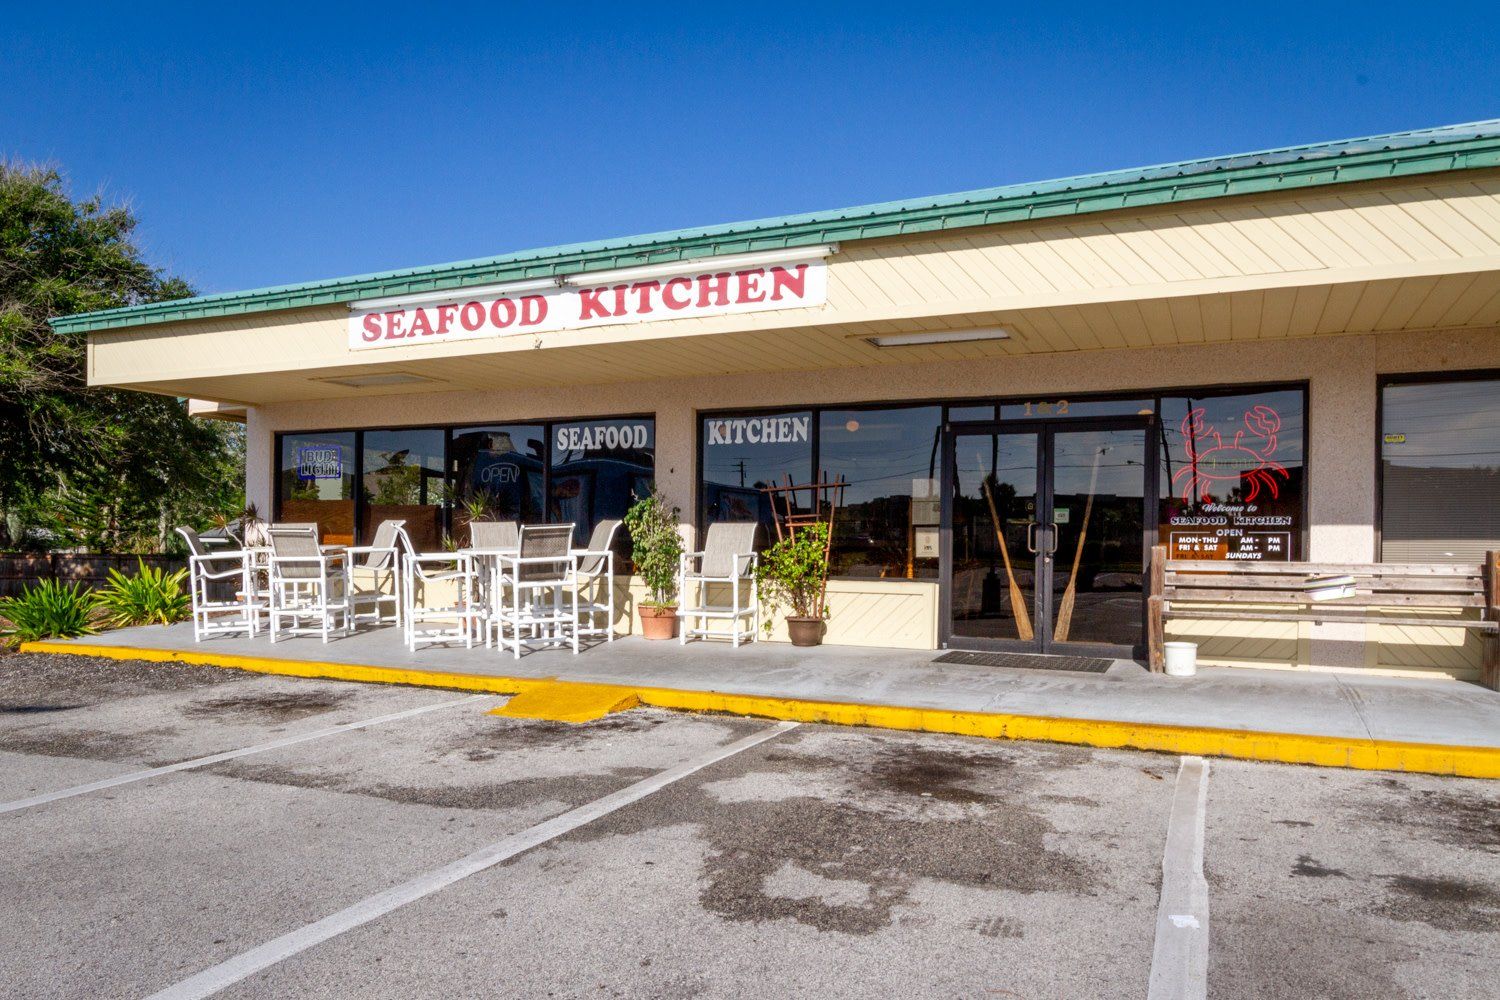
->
[0,162,243,552]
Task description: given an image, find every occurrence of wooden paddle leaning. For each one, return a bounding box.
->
[979,464,1033,640]
[1053,445,1107,642]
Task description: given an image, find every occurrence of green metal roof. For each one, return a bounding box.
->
[52,118,1500,335]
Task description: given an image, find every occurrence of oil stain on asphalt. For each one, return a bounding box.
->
[570,730,1104,936]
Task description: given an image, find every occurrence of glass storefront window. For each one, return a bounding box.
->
[947,403,996,422]
[819,406,942,578]
[551,418,655,550]
[449,425,546,539]
[1158,389,1305,561]
[361,429,445,550]
[1381,376,1500,562]
[278,432,356,545]
[700,410,812,541]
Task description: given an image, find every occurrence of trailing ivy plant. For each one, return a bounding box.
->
[0,580,99,645]
[754,521,831,634]
[95,559,190,628]
[624,490,682,608]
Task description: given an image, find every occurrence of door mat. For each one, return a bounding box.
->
[933,650,1114,674]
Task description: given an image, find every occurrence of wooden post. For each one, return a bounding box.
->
[1484,551,1500,692]
[1147,545,1168,672]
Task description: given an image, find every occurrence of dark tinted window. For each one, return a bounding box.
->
[361,429,445,550]
[278,432,356,544]
[550,418,655,549]
[450,425,546,531]
[700,410,812,540]
[819,406,942,578]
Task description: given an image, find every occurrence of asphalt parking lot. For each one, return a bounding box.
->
[1,653,1496,999]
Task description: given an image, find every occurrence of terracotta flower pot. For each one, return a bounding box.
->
[638,605,678,640]
[786,616,825,647]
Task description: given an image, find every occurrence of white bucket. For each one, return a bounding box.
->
[1164,641,1198,677]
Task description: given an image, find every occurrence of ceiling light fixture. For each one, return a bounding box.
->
[862,327,1013,348]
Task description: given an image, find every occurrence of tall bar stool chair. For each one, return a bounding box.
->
[492,524,579,659]
[176,526,261,640]
[572,519,621,643]
[346,519,407,628]
[267,528,351,643]
[401,531,482,650]
[678,521,760,647]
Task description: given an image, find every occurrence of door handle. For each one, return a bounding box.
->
[1047,522,1060,554]
[1025,522,1039,554]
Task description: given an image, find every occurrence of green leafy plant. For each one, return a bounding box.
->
[95,559,190,628]
[0,580,99,645]
[754,521,831,633]
[624,490,682,608]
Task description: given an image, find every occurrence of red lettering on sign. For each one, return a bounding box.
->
[408,308,434,337]
[578,287,611,320]
[631,280,661,314]
[662,276,692,309]
[385,310,407,339]
[735,268,766,304]
[361,314,382,342]
[459,301,485,331]
[433,303,458,335]
[610,285,628,316]
[769,264,807,301]
[489,298,518,328]
[520,295,547,326]
[697,272,731,307]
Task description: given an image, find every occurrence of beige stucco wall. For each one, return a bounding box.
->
[246,325,1499,669]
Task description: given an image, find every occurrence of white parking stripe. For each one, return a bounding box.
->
[1147,755,1211,1000]
[0,694,487,815]
[146,720,798,1000]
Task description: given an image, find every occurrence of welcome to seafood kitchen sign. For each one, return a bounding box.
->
[348,258,828,350]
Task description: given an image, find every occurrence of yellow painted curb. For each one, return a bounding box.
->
[490,682,641,723]
[19,640,1500,779]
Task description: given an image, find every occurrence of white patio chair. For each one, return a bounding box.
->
[401,534,482,651]
[466,521,519,649]
[678,522,759,647]
[572,519,621,643]
[267,528,351,643]
[176,527,261,641]
[492,524,579,659]
[345,519,406,628]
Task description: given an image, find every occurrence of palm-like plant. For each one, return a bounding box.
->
[0,580,98,645]
[95,559,191,628]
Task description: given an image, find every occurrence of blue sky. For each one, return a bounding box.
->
[4,3,1497,295]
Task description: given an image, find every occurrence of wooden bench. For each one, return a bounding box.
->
[1146,546,1500,690]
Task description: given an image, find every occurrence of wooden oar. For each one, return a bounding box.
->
[979,466,1033,641]
[1053,446,1107,642]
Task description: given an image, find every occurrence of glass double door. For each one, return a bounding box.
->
[942,419,1150,657]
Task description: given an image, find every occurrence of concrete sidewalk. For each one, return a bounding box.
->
[31,622,1500,753]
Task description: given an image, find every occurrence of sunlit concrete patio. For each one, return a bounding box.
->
[44,622,1500,749]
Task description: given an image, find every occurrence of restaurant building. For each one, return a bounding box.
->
[57,121,1500,680]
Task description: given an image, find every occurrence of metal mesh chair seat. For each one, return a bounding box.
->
[468,520,520,551]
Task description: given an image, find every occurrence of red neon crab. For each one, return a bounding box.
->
[1174,404,1289,503]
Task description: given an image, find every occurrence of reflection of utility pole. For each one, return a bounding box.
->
[734,460,747,487]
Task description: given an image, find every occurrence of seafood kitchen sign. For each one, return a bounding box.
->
[348,260,828,351]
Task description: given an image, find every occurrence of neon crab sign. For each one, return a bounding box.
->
[1174,404,1289,503]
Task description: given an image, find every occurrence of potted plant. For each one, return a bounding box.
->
[624,490,683,640]
[755,521,831,647]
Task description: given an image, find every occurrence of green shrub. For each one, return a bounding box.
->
[754,521,832,633]
[95,560,191,628]
[624,490,683,607]
[0,580,99,645]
